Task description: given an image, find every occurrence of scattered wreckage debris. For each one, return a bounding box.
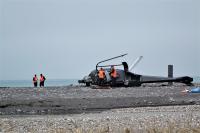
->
[182,87,200,93]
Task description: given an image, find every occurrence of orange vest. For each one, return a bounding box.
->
[111,69,117,78]
[40,76,44,82]
[98,70,105,79]
[33,77,37,82]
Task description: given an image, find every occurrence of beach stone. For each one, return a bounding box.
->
[0,84,200,132]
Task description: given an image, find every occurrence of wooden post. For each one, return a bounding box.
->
[168,65,173,85]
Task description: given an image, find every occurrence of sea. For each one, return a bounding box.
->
[0,77,199,87]
[0,79,78,87]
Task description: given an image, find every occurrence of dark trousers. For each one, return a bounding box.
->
[98,78,104,86]
[40,81,44,87]
[34,82,37,87]
[111,77,117,86]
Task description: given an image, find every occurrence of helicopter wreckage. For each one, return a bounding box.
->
[78,54,193,87]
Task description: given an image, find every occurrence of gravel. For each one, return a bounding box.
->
[0,105,200,132]
[0,83,200,115]
[0,83,200,132]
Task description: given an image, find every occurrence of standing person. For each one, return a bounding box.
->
[110,66,119,86]
[33,74,38,87]
[40,74,46,87]
[98,68,105,86]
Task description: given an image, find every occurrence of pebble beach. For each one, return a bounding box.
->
[0,83,200,132]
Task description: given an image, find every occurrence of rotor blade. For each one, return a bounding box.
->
[96,53,128,70]
[129,56,143,72]
[97,64,123,68]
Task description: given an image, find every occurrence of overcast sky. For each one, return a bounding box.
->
[0,0,199,80]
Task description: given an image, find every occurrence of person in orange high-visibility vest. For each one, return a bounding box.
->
[110,66,119,86]
[33,74,38,87]
[40,74,46,87]
[98,68,105,85]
